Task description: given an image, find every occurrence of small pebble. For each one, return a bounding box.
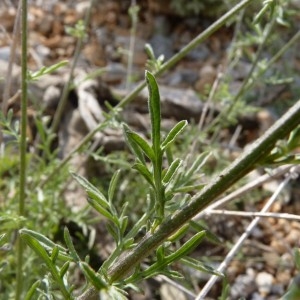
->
[255,271,274,296]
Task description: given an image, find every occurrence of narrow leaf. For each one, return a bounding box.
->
[181,256,223,277]
[80,261,107,290]
[20,230,71,298]
[60,261,70,278]
[64,227,80,262]
[190,220,221,244]
[71,172,109,208]
[127,131,155,162]
[166,231,206,263]
[185,152,211,179]
[51,246,59,263]
[108,170,121,203]
[146,71,161,154]
[156,245,165,263]
[14,229,66,252]
[123,124,146,164]
[167,223,189,242]
[162,158,182,184]
[87,197,115,222]
[161,120,188,149]
[132,163,154,187]
[24,280,40,300]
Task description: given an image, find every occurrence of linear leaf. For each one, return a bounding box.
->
[71,172,109,208]
[162,158,182,184]
[60,261,70,278]
[161,120,188,150]
[64,227,80,262]
[127,131,155,162]
[51,246,59,263]
[123,124,146,164]
[132,163,154,187]
[146,71,161,154]
[165,231,206,264]
[20,230,71,298]
[15,229,66,252]
[87,197,115,223]
[108,170,121,205]
[24,280,40,300]
[185,152,211,179]
[79,261,107,290]
[181,256,223,277]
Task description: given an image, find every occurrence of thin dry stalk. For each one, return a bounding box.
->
[208,209,300,221]
[195,168,298,299]
[193,164,293,221]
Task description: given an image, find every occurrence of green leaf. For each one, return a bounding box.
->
[167,223,190,242]
[295,248,300,271]
[126,131,155,162]
[51,246,59,263]
[71,172,109,209]
[181,256,223,277]
[146,71,161,155]
[20,230,71,298]
[28,60,68,81]
[185,152,210,179]
[281,274,300,300]
[64,227,80,262]
[162,158,182,185]
[132,163,154,187]
[156,245,165,263]
[87,197,115,223]
[18,229,68,255]
[106,222,119,243]
[120,216,129,236]
[190,220,221,244]
[108,170,121,203]
[123,124,146,164]
[159,269,183,279]
[161,120,188,150]
[166,231,206,263]
[145,43,155,60]
[24,280,40,300]
[79,261,107,290]
[60,261,70,278]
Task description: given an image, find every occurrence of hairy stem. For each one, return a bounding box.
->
[107,100,300,282]
[78,97,300,298]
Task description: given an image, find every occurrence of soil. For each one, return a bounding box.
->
[1,1,300,299]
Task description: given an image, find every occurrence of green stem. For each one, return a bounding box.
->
[117,0,254,109]
[40,0,254,190]
[16,0,28,298]
[209,11,277,139]
[106,99,300,283]
[77,103,300,299]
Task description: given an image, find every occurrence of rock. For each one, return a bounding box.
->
[149,34,174,60]
[160,283,187,300]
[255,271,274,296]
[195,64,217,93]
[230,268,256,299]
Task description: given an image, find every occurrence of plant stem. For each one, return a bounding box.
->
[41,0,254,190]
[117,0,254,109]
[16,0,28,298]
[78,97,300,299]
[106,99,300,281]
[50,0,95,133]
